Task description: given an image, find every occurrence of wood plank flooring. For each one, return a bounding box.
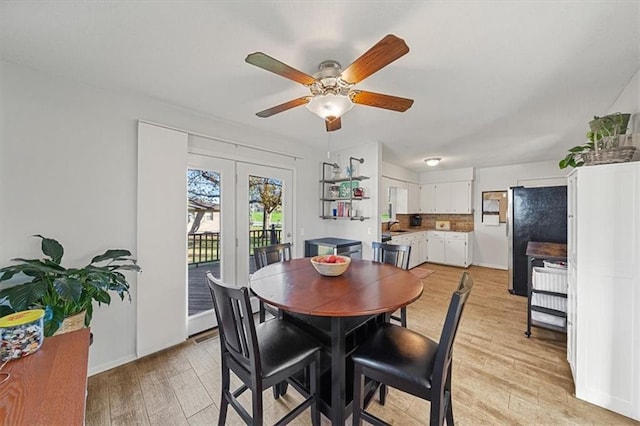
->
[87,264,635,425]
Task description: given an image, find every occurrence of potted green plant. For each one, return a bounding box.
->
[0,235,140,336]
[559,112,633,169]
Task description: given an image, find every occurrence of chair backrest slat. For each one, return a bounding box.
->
[206,273,260,373]
[371,241,411,270]
[432,272,473,409]
[254,243,292,270]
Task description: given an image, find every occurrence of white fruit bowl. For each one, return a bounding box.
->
[310,255,351,276]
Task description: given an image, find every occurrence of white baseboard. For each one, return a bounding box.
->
[473,262,508,270]
[89,354,137,376]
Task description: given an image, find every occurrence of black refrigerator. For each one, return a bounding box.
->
[507,186,567,296]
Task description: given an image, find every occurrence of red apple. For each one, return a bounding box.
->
[326,255,337,263]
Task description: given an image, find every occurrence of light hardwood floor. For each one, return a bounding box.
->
[86,264,635,425]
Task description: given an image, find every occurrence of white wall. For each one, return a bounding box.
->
[380,161,419,183]
[421,167,474,183]
[322,142,381,260]
[0,61,326,374]
[609,67,640,136]
[472,161,567,269]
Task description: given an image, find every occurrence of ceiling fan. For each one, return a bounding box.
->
[245,34,414,132]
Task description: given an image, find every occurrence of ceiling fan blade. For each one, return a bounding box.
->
[350,90,414,112]
[325,116,342,132]
[246,52,316,86]
[340,34,410,84]
[256,97,310,118]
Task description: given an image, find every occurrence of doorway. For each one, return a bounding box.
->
[186,155,293,335]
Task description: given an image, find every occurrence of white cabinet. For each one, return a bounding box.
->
[568,163,640,421]
[420,181,473,214]
[449,181,472,213]
[390,231,428,269]
[407,182,420,214]
[426,231,473,268]
[419,184,437,213]
[416,233,428,265]
[426,231,445,263]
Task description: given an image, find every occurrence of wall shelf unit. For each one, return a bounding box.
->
[320,157,370,221]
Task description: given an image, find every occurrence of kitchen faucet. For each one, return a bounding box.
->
[388,219,400,231]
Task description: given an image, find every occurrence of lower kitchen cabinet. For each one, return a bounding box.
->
[426,231,473,268]
[391,231,428,269]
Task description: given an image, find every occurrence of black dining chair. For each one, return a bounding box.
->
[371,241,412,327]
[253,243,292,323]
[351,272,474,426]
[206,273,322,426]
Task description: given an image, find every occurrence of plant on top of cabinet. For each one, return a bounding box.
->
[559,112,634,169]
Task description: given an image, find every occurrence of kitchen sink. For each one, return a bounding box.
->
[392,229,408,232]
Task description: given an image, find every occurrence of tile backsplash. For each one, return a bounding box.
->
[388,213,475,232]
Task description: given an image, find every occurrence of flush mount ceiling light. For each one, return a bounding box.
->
[424,157,441,167]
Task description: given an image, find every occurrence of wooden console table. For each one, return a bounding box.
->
[0,328,90,425]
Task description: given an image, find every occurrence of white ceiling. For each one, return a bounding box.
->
[2,1,639,171]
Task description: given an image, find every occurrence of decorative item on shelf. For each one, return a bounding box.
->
[328,185,340,199]
[353,187,364,197]
[0,235,141,337]
[339,180,358,197]
[559,112,635,169]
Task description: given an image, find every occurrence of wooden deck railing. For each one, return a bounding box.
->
[188,228,282,265]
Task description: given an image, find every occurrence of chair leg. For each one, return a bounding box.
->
[252,385,263,425]
[352,363,364,425]
[401,307,407,328]
[310,355,320,426]
[379,383,387,405]
[445,390,454,426]
[259,301,266,323]
[218,365,230,426]
[272,384,280,400]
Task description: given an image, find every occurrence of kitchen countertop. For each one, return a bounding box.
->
[385,228,473,237]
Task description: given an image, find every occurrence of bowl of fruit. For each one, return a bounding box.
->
[310,255,351,276]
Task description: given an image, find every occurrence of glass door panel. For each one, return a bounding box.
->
[187,155,234,335]
[236,163,293,285]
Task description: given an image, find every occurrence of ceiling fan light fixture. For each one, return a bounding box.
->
[424,157,441,167]
[305,93,354,119]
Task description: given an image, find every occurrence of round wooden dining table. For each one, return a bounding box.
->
[250,258,424,425]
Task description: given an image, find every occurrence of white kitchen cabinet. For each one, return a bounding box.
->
[419,181,473,214]
[419,184,437,213]
[568,163,640,421]
[449,181,472,213]
[426,231,445,264]
[390,231,427,269]
[426,231,473,268]
[407,182,420,213]
[417,232,428,265]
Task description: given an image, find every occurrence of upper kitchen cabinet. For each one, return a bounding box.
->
[407,182,420,213]
[419,181,473,214]
[385,178,420,215]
